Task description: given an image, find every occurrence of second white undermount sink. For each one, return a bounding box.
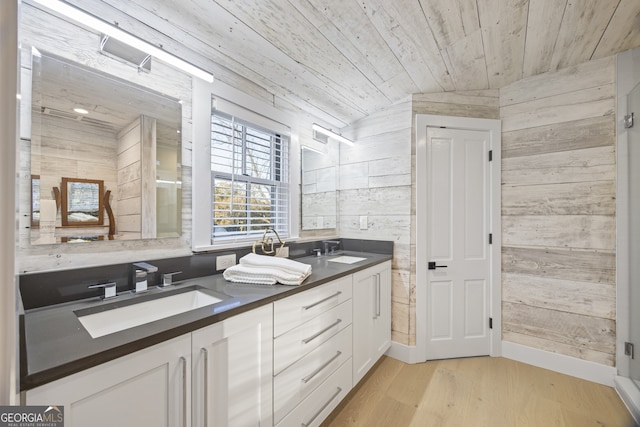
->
[77,290,222,338]
[327,255,367,264]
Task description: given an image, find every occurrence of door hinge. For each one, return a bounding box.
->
[488,150,493,161]
[624,112,634,129]
[489,318,493,329]
[489,233,493,244]
[625,342,635,359]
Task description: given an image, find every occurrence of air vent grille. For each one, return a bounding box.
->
[100,34,151,71]
[312,130,329,144]
[39,106,118,132]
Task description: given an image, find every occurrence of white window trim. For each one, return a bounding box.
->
[192,78,300,252]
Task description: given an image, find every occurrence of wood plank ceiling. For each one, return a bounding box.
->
[64,0,640,128]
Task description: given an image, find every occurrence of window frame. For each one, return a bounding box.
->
[192,78,300,252]
[210,112,289,242]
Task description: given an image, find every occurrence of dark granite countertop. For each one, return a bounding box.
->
[20,251,391,391]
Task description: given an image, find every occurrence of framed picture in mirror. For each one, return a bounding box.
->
[61,177,104,226]
[31,175,40,228]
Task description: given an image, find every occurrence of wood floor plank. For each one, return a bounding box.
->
[322,356,636,427]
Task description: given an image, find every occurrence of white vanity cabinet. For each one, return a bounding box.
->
[25,334,192,427]
[352,260,392,386]
[24,305,273,427]
[23,258,392,427]
[191,304,273,427]
[273,276,353,427]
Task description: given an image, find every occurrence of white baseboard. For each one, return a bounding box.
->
[502,341,616,386]
[615,376,640,424]
[387,341,616,388]
[386,341,422,364]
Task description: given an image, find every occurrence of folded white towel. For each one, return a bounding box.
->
[223,263,311,286]
[239,253,312,276]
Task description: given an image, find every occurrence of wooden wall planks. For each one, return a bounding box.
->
[340,100,413,346]
[500,58,617,366]
[340,90,499,347]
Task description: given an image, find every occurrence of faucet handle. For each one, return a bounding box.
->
[162,271,183,287]
[88,282,117,300]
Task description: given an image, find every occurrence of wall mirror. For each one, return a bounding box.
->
[301,144,338,230]
[28,50,182,245]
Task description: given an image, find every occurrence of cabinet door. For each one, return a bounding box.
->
[25,335,191,427]
[192,305,273,427]
[352,261,392,386]
[352,268,375,386]
[373,263,392,358]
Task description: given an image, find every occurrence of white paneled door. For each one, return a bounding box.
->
[425,127,491,360]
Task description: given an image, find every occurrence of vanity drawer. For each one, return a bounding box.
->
[276,358,352,427]
[274,325,352,424]
[274,300,351,375]
[274,276,352,338]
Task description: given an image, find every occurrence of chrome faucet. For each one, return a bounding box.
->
[132,262,158,293]
[322,240,341,255]
[161,271,183,287]
[88,282,117,300]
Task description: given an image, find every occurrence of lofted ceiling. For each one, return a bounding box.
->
[63,0,640,128]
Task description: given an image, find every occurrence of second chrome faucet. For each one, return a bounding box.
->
[133,262,158,293]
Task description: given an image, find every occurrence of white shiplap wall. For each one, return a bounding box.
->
[341,100,413,344]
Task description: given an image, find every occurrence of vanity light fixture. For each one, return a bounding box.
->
[31,0,214,83]
[311,123,354,146]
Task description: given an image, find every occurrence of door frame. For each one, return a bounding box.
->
[415,114,502,361]
[614,49,640,423]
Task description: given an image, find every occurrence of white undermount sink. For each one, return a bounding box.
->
[327,255,367,264]
[77,290,222,338]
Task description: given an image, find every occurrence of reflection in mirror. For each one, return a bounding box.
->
[31,175,40,228]
[61,177,104,226]
[29,50,182,244]
[301,145,338,230]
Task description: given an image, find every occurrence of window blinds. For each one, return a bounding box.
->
[210,111,289,243]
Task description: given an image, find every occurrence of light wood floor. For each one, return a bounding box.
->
[322,356,636,427]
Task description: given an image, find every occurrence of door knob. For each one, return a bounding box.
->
[428,261,448,270]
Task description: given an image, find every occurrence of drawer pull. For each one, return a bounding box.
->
[376,273,381,318]
[302,319,342,344]
[302,291,342,310]
[301,351,342,384]
[180,356,187,427]
[301,387,343,427]
[201,348,208,426]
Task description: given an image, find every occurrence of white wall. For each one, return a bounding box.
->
[1,0,18,404]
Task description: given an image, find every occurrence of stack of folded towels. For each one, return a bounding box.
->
[223,253,312,286]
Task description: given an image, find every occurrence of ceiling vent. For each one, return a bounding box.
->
[100,34,151,72]
[40,106,118,132]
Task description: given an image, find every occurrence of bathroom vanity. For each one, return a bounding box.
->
[20,250,391,427]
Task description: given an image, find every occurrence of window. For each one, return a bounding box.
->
[210,112,289,242]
